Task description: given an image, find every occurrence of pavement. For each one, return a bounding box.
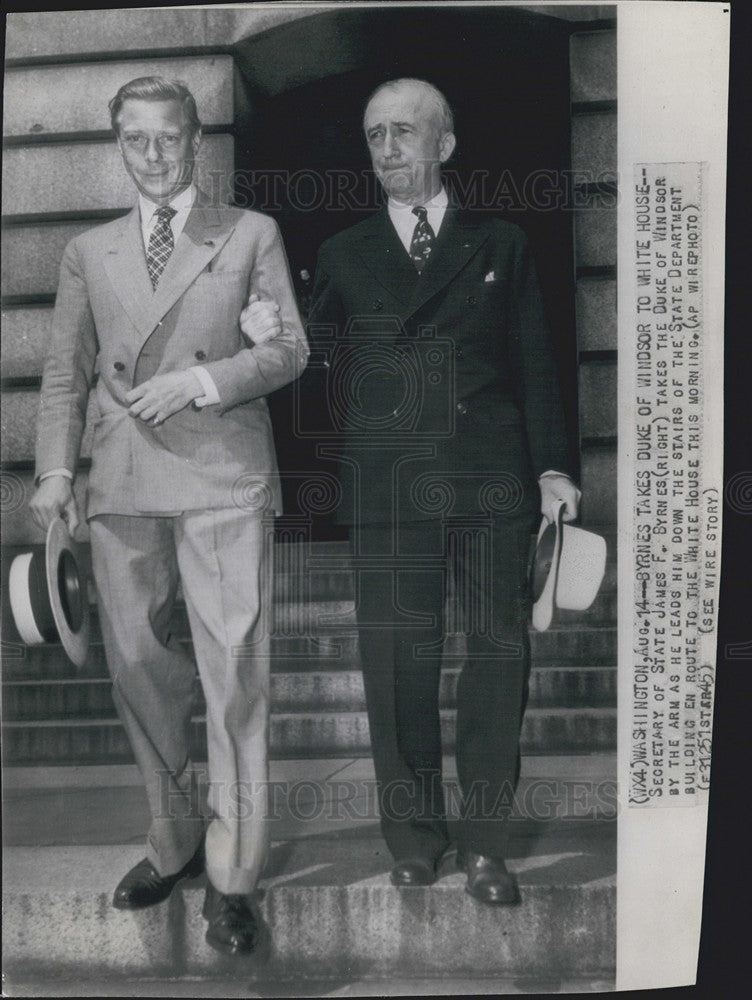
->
[4,976,617,997]
[2,756,616,993]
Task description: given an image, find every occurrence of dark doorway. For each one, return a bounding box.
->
[232,5,578,537]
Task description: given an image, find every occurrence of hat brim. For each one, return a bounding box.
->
[531,502,564,632]
[46,518,90,667]
[555,527,607,611]
[531,522,558,603]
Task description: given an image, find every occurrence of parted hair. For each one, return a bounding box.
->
[109,76,202,135]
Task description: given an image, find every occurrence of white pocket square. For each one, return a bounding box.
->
[484,271,496,282]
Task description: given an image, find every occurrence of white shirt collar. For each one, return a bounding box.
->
[387,185,449,215]
[139,183,195,224]
[387,186,449,254]
[139,184,196,250]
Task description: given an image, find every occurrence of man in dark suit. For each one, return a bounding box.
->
[30,76,308,954]
[304,78,580,904]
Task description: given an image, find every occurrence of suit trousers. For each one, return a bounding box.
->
[90,507,273,895]
[355,515,532,863]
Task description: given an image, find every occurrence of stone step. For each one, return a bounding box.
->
[2,756,618,849]
[265,628,619,669]
[105,596,615,634]
[1,532,618,594]
[2,537,617,596]
[3,754,616,986]
[2,974,616,996]
[3,665,616,723]
[3,627,618,681]
[2,818,615,982]
[2,587,616,654]
[1,705,616,765]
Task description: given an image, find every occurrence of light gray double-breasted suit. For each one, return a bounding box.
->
[36,190,309,893]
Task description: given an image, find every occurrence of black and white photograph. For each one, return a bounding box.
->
[0,2,729,996]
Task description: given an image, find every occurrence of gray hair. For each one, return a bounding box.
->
[109,76,202,135]
[364,78,454,135]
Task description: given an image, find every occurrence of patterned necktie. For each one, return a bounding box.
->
[409,205,435,273]
[146,205,177,288]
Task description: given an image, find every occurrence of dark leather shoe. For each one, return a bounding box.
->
[112,841,204,910]
[457,848,521,906]
[390,857,437,887]
[203,882,259,956]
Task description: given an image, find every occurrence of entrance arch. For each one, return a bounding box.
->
[231,5,579,533]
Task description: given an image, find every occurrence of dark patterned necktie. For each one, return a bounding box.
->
[409,205,435,273]
[146,205,177,288]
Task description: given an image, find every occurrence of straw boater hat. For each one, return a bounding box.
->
[530,499,607,631]
[9,516,90,667]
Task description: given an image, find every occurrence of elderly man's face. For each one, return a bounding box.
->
[364,84,455,205]
[116,98,201,205]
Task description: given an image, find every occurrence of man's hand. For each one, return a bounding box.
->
[29,475,80,536]
[240,293,282,345]
[126,370,203,425]
[539,474,581,524]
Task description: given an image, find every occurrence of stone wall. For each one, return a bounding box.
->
[2,8,618,553]
[570,27,617,524]
[3,9,242,546]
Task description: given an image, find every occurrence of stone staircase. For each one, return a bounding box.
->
[2,535,616,990]
[3,824,616,985]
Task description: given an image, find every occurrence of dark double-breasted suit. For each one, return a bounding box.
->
[308,203,569,862]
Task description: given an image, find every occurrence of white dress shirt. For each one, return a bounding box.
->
[388,186,449,255]
[139,182,194,248]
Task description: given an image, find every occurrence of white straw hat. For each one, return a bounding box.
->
[531,500,607,632]
[9,517,90,667]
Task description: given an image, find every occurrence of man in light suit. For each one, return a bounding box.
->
[29,76,308,955]
[305,79,580,904]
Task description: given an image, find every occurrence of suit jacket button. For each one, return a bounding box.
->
[373,299,383,311]
[195,350,206,361]
[113,361,125,372]
[456,402,467,415]
[467,295,476,305]
[454,346,463,358]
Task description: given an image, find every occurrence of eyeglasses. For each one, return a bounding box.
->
[119,131,186,154]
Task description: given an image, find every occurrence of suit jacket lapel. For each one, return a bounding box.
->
[103,193,238,342]
[143,198,236,337]
[406,207,492,319]
[102,206,154,335]
[355,205,493,326]
[355,206,419,314]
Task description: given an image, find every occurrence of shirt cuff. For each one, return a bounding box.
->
[538,470,571,481]
[189,366,220,407]
[39,468,73,482]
